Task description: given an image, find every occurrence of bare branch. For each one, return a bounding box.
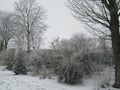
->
[14,0,47,52]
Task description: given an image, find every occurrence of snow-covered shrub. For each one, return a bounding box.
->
[99,52,113,66]
[72,52,101,77]
[6,48,16,70]
[26,50,56,78]
[78,52,94,76]
[31,54,42,76]
[0,50,8,65]
[56,58,84,85]
[79,51,113,76]
[0,49,16,70]
[12,50,27,75]
[94,67,114,88]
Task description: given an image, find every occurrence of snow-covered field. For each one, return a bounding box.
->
[0,66,95,90]
[0,66,119,90]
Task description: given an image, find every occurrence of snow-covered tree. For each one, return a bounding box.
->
[14,0,47,53]
[0,11,17,51]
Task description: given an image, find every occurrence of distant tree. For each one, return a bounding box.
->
[14,0,47,53]
[0,11,16,51]
[70,33,97,52]
[51,34,97,56]
[67,0,120,88]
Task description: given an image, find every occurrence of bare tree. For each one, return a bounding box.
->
[30,28,44,50]
[14,0,47,53]
[67,0,120,88]
[0,11,17,51]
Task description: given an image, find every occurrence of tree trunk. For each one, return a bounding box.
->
[0,39,4,51]
[112,33,120,88]
[109,7,120,88]
[27,30,30,53]
[4,40,8,50]
[112,30,120,88]
[113,54,120,88]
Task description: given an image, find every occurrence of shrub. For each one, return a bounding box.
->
[94,67,114,88]
[12,50,27,75]
[78,52,94,76]
[56,58,84,85]
[6,48,16,70]
[26,50,56,77]
[0,49,15,70]
[79,51,113,76]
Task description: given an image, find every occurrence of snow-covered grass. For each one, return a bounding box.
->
[0,66,94,90]
[101,88,120,90]
[0,66,119,90]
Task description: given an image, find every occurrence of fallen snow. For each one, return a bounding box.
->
[0,66,95,90]
[0,66,119,90]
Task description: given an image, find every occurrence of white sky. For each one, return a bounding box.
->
[0,0,89,48]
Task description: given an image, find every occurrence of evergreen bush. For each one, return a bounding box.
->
[12,51,27,75]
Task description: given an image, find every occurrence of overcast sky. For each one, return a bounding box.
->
[0,0,89,48]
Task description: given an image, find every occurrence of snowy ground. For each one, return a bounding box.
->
[0,66,95,90]
[0,66,119,90]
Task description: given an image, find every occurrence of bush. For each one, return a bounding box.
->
[78,52,94,76]
[0,49,15,70]
[12,50,27,75]
[6,49,16,70]
[55,51,113,85]
[56,58,84,85]
[26,50,56,77]
[79,51,113,76]
[94,67,114,88]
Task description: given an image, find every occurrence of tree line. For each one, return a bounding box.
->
[0,0,47,52]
